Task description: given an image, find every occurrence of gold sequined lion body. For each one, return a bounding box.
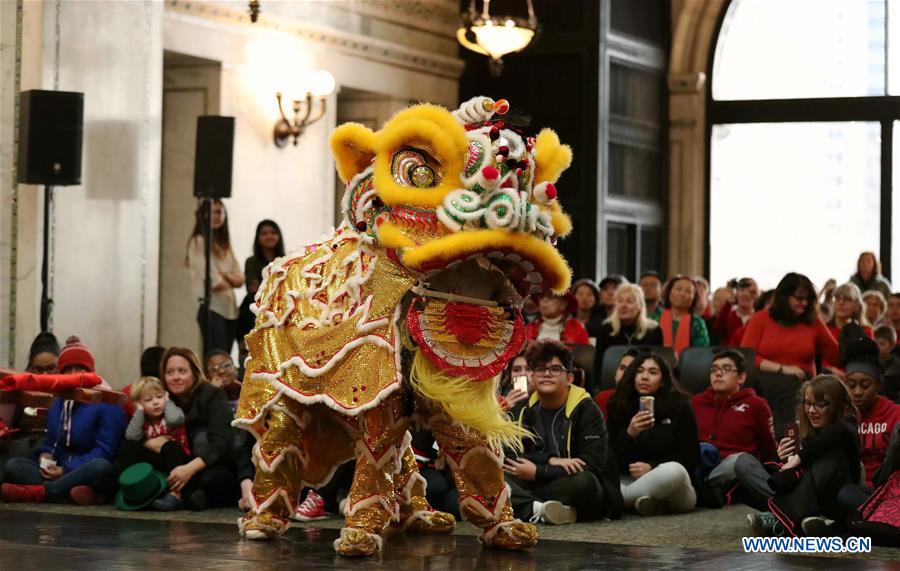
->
[235,96,574,556]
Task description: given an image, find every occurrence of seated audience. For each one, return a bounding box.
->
[741,273,838,382]
[606,352,699,516]
[873,325,897,363]
[120,376,191,509]
[639,271,663,321]
[499,350,531,411]
[711,286,733,318]
[158,347,239,510]
[747,375,860,537]
[824,283,872,371]
[25,332,60,374]
[849,251,893,302]
[887,293,900,338]
[834,338,900,518]
[504,340,622,524]
[205,350,243,407]
[594,349,638,416]
[411,429,459,520]
[862,290,887,328]
[125,345,168,419]
[713,278,758,347]
[692,350,778,509]
[592,284,662,384]
[572,278,605,338]
[2,339,125,504]
[598,275,628,321]
[524,290,589,345]
[658,275,710,355]
[694,276,714,321]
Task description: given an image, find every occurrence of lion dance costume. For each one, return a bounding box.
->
[235,96,574,556]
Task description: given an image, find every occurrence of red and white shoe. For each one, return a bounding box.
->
[291,490,327,521]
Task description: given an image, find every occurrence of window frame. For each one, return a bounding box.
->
[706,0,900,280]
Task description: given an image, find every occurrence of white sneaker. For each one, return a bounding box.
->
[801,516,832,537]
[530,500,577,525]
[634,495,661,516]
[338,497,348,516]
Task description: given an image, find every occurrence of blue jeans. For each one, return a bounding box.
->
[3,457,115,502]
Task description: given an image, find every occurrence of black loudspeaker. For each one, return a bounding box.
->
[193,116,235,198]
[17,90,84,186]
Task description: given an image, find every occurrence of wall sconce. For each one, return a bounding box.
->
[273,70,336,148]
[458,0,539,76]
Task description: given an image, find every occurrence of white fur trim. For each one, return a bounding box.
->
[479,518,525,546]
[458,482,510,522]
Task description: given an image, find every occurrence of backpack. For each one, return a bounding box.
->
[850,471,900,546]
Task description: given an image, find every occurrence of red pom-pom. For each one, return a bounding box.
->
[498,145,510,155]
[355,220,368,232]
[489,127,500,141]
[481,166,500,181]
[544,183,557,200]
[501,178,515,188]
[516,168,523,177]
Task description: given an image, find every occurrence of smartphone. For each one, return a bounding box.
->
[639,396,655,419]
[784,421,801,452]
[513,375,529,393]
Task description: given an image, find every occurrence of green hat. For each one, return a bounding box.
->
[115,462,167,511]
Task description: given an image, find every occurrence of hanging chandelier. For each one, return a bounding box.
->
[457,0,539,75]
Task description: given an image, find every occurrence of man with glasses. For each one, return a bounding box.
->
[691,349,778,509]
[503,340,622,525]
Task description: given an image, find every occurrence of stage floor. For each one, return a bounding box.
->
[0,507,896,570]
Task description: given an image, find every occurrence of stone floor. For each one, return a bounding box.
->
[0,503,897,567]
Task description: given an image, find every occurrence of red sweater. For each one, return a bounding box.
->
[594,389,614,416]
[713,302,753,347]
[859,396,900,487]
[691,387,778,462]
[740,311,839,378]
[524,317,590,345]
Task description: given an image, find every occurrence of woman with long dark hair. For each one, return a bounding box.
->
[741,273,839,382]
[606,352,699,516]
[186,199,243,354]
[237,220,285,342]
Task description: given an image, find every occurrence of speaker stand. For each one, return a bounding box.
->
[39,185,54,332]
[202,197,214,359]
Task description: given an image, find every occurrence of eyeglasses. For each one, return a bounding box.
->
[709,365,737,375]
[532,365,568,376]
[208,362,234,374]
[803,400,831,411]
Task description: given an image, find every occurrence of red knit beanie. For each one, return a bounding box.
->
[57,336,96,373]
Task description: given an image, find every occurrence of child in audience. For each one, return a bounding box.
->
[1,338,125,505]
[692,349,778,509]
[873,325,896,362]
[747,375,860,537]
[607,352,699,516]
[594,349,638,415]
[833,338,900,519]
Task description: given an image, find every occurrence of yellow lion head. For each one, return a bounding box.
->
[330,96,573,299]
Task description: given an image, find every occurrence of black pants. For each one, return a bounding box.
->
[117,440,191,476]
[769,448,855,535]
[506,471,607,522]
[422,467,460,519]
[183,463,239,509]
[197,305,236,355]
[316,461,356,512]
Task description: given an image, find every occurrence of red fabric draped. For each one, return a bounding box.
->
[660,309,692,356]
[0,372,102,392]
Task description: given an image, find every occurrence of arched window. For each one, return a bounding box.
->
[708,0,900,290]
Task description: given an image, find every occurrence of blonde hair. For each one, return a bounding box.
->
[604,283,658,338]
[832,282,870,327]
[130,376,165,402]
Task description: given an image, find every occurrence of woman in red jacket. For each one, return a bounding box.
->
[524,290,590,345]
[741,273,839,382]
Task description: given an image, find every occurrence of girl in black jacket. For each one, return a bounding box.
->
[748,375,860,537]
[607,352,699,516]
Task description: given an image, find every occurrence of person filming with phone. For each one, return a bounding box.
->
[606,351,699,516]
[503,340,622,525]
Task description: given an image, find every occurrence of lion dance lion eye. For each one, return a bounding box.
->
[392,148,440,188]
